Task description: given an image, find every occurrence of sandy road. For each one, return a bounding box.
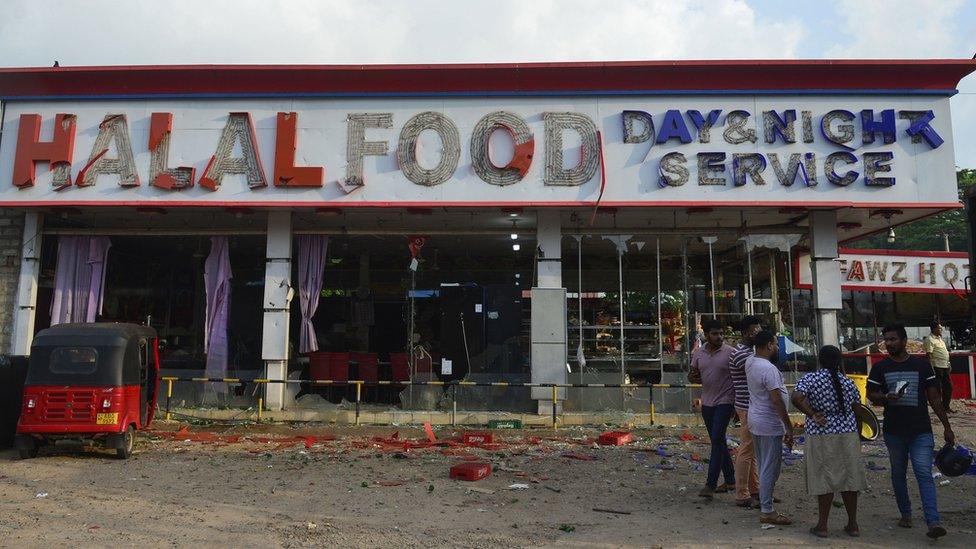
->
[2,408,975,548]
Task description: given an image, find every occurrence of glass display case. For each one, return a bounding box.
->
[567,291,662,376]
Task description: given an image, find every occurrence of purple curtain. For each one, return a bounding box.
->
[298,235,329,353]
[204,236,232,382]
[51,236,112,325]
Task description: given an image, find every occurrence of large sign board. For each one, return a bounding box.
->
[796,249,970,294]
[0,96,957,207]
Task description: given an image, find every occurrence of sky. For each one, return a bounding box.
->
[0,0,974,167]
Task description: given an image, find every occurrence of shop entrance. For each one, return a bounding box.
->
[296,232,536,409]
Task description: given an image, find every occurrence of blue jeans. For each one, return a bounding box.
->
[701,404,736,489]
[754,434,784,514]
[884,432,940,526]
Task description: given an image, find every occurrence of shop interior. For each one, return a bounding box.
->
[32,204,962,410]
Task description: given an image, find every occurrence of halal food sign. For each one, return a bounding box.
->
[0,98,955,206]
[796,250,971,294]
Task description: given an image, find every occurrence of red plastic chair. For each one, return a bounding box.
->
[389,353,410,382]
[352,352,378,383]
[308,352,330,381]
[327,352,349,382]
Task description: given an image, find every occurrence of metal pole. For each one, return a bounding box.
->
[355,381,361,425]
[551,384,558,429]
[618,244,625,383]
[577,235,584,379]
[786,247,798,374]
[681,239,691,363]
[656,237,662,365]
[165,379,172,421]
[649,385,655,425]
[706,239,717,315]
[746,242,755,315]
[451,384,457,426]
[408,269,416,408]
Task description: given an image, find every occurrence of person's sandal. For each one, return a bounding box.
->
[844,525,860,537]
[735,498,753,508]
[808,526,828,538]
[713,483,732,493]
[760,513,793,526]
[897,517,912,528]
[698,486,715,499]
[927,525,947,539]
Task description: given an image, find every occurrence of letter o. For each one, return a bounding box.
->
[396,112,460,186]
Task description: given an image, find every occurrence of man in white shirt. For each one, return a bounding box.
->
[923,322,952,413]
[745,330,794,526]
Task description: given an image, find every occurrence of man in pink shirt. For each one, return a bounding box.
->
[689,318,736,498]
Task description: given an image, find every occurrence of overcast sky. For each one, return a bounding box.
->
[1,0,974,168]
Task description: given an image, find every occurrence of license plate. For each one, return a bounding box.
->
[96,413,118,425]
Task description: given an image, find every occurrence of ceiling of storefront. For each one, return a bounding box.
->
[38,204,949,257]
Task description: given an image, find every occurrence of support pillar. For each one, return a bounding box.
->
[531,210,566,415]
[808,210,841,348]
[262,211,292,410]
[11,211,41,356]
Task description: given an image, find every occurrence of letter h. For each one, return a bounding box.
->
[13,113,76,188]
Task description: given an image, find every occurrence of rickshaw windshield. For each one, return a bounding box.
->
[49,347,99,375]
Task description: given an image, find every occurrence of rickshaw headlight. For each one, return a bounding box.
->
[26,398,36,409]
[101,398,112,409]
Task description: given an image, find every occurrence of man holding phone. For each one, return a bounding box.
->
[868,324,955,540]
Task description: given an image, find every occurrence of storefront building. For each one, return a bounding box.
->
[1,60,973,413]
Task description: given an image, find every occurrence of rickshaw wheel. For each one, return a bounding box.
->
[116,425,134,459]
[18,448,37,460]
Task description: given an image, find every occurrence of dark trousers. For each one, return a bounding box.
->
[701,403,736,488]
[934,367,952,411]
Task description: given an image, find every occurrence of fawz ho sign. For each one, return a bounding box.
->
[796,249,971,294]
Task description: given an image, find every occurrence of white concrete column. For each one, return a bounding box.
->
[536,210,562,288]
[262,211,292,410]
[531,210,567,414]
[11,211,42,356]
[808,210,841,348]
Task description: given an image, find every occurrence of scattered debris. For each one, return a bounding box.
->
[488,419,523,429]
[598,431,634,446]
[592,508,632,515]
[558,524,576,533]
[560,452,597,461]
[507,483,530,490]
[423,422,437,442]
[450,462,492,481]
[462,432,493,444]
[35,492,48,499]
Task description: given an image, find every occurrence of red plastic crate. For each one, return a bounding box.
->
[450,462,492,481]
[462,432,493,445]
[598,431,634,446]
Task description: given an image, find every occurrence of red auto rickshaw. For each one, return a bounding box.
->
[15,323,159,459]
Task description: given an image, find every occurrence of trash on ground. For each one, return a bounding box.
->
[450,462,492,481]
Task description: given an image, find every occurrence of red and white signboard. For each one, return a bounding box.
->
[796,249,971,294]
[0,95,958,208]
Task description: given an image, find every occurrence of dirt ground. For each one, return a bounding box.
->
[2,405,976,548]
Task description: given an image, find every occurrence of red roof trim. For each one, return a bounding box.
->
[1,60,974,98]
